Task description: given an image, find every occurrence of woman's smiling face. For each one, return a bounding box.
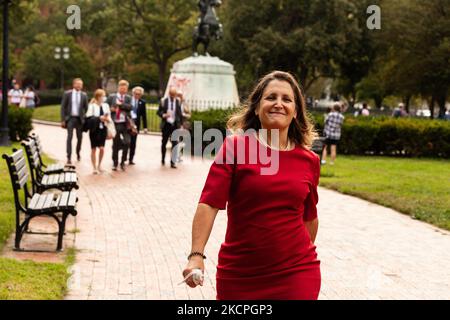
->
[256,79,297,131]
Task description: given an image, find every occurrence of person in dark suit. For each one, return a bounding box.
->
[60,78,89,164]
[106,80,132,171]
[128,86,148,165]
[157,87,183,168]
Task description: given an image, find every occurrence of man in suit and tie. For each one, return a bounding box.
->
[107,80,133,171]
[61,78,88,165]
[128,86,148,165]
[157,86,183,168]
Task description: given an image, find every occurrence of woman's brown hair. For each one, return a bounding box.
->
[227,71,317,148]
[90,89,106,105]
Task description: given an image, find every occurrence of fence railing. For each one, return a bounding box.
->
[146,104,161,133]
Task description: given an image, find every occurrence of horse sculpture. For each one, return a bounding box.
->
[193,0,223,56]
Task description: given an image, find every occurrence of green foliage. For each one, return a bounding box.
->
[21,33,96,89]
[36,90,64,106]
[317,116,450,158]
[360,0,450,115]
[190,108,235,134]
[7,107,33,142]
[113,0,198,91]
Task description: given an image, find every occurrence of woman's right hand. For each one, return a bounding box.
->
[182,256,205,288]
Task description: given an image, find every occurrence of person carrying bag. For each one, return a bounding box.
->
[106,118,116,140]
[86,89,111,174]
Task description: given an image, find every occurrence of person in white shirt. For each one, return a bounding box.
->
[176,91,191,163]
[23,86,38,109]
[157,87,183,168]
[60,78,89,164]
[86,89,111,174]
[8,83,23,107]
[361,103,370,117]
[128,86,148,165]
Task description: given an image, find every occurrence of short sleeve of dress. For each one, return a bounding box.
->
[199,136,236,210]
[303,154,320,222]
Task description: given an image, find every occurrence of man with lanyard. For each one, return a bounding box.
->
[157,87,182,169]
[128,86,148,165]
[107,80,132,171]
[60,78,88,164]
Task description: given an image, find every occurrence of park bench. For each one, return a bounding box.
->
[311,137,326,164]
[22,139,79,194]
[2,149,78,251]
[29,133,76,174]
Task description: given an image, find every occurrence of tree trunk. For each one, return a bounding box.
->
[429,96,435,119]
[437,94,447,119]
[299,65,309,90]
[39,79,47,90]
[350,90,356,109]
[403,95,412,113]
[374,95,384,109]
[158,61,168,98]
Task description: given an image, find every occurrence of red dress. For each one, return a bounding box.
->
[199,134,321,300]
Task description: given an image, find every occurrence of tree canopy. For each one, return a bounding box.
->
[3,0,449,116]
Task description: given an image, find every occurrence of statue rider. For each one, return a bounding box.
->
[193,0,223,56]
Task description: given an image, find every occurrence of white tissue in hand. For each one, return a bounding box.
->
[179,268,204,285]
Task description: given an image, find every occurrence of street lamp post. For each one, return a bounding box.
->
[54,47,70,91]
[0,0,12,146]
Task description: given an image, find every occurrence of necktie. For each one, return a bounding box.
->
[116,95,123,120]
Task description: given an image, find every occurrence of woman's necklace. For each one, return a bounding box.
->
[254,132,291,151]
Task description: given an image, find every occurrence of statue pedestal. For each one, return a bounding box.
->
[165,55,239,111]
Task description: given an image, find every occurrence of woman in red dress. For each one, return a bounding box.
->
[182,71,321,300]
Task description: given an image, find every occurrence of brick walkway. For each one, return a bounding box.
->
[32,123,450,300]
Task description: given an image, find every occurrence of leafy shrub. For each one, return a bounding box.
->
[190,109,450,158]
[8,106,33,141]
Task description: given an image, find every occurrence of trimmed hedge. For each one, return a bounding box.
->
[8,106,33,141]
[36,90,63,106]
[190,109,450,158]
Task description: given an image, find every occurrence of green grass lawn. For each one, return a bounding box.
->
[33,104,162,132]
[33,105,61,123]
[0,248,75,300]
[320,156,450,230]
[0,144,75,300]
[0,144,20,248]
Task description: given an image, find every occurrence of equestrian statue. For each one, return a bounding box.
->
[193,0,223,56]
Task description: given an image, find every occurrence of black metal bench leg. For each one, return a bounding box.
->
[14,226,22,250]
[23,217,32,234]
[14,216,32,251]
[56,213,69,251]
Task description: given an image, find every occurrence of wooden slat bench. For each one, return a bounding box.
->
[28,133,76,174]
[21,139,79,194]
[2,149,78,251]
